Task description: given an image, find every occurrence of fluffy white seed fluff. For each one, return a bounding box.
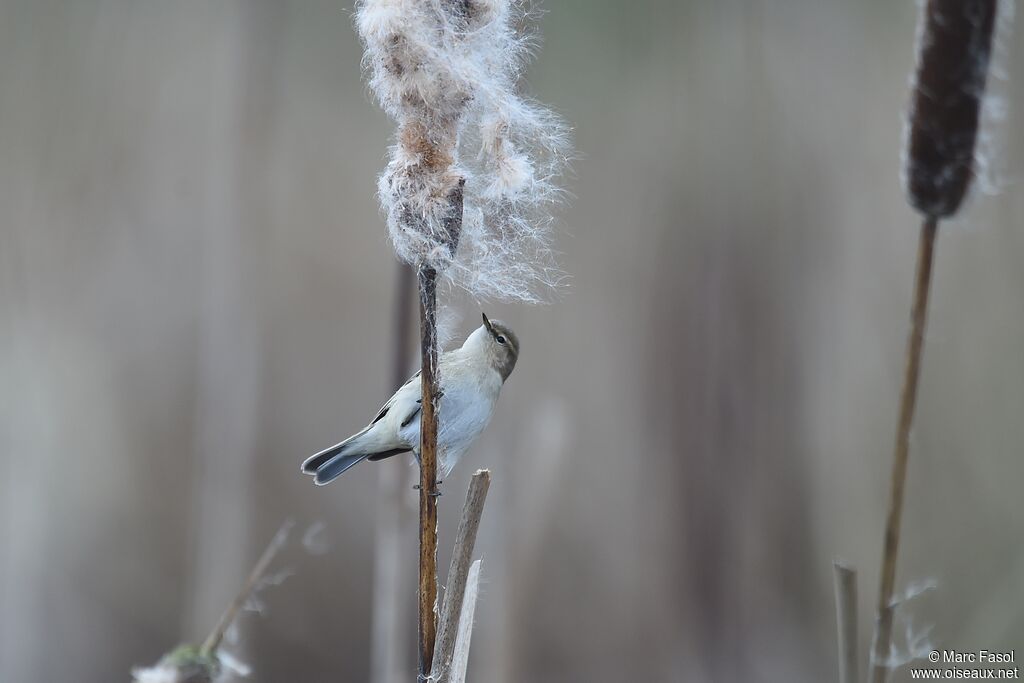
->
[356,0,571,302]
[869,578,939,672]
[131,650,249,683]
[132,665,183,683]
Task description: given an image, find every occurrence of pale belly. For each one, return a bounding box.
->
[398,379,497,474]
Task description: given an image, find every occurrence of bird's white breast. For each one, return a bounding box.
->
[398,353,503,474]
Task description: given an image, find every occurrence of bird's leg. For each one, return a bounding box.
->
[413,479,443,496]
[411,447,442,494]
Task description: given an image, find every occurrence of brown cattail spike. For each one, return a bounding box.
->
[905,0,997,218]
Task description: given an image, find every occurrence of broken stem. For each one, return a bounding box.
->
[447,560,482,683]
[431,470,491,681]
[833,560,858,683]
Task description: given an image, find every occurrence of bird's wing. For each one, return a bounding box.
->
[370,369,421,426]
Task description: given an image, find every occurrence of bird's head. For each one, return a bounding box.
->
[466,312,519,381]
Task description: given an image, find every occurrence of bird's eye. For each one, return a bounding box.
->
[496,335,507,345]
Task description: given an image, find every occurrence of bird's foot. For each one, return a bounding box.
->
[412,480,443,497]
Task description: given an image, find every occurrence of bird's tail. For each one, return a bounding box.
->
[301,430,409,486]
[301,437,367,485]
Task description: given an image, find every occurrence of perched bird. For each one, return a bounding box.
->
[301,313,519,485]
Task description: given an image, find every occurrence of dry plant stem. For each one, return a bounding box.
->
[431,470,491,681]
[448,560,482,683]
[870,216,939,683]
[200,521,291,657]
[832,560,858,683]
[417,264,441,681]
[416,182,464,682]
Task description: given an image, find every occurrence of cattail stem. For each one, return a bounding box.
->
[416,181,464,682]
[832,560,858,683]
[200,521,292,657]
[870,216,938,683]
[431,470,491,681]
[417,264,441,681]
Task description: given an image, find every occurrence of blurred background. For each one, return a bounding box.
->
[2,1,1023,681]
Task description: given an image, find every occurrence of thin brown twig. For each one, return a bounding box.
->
[833,560,858,683]
[200,520,293,657]
[870,216,938,683]
[431,470,491,681]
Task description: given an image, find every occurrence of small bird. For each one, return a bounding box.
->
[301,313,519,485]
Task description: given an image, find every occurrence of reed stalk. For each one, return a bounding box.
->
[447,560,482,683]
[869,2,997,680]
[869,217,937,682]
[833,561,859,683]
[418,184,465,681]
[417,263,441,678]
[431,470,491,681]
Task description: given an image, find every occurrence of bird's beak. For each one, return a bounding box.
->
[482,312,494,333]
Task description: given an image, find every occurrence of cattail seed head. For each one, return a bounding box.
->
[904,0,998,218]
[356,0,571,302]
